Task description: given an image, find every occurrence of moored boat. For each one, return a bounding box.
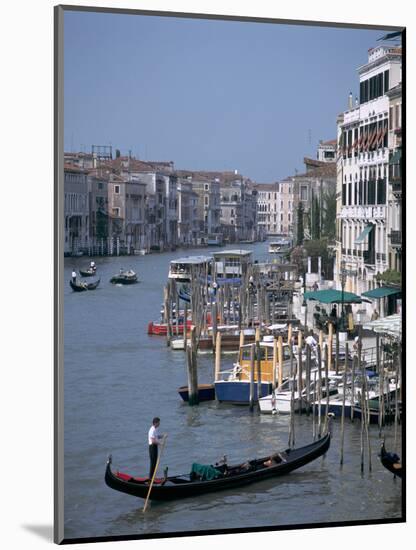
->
[69,278,100,292]
[147,319,192,335]
[104,431,331,501]
[178,384,216,402]
[214,338,294,404]
[259,373,339,414]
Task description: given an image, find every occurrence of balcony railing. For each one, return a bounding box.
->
[363,250,375,265]
[390,230,402,246]
[390,177,402,194]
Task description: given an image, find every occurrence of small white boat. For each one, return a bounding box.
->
[259,372,339,414]
[171,338,186,350]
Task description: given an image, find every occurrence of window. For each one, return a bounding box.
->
[98,182,103,190]
[377,178,386,205]
[368,179,376,205]
[384,70,389,94]
[112,207,120,217]
[300,186,308,201]
[114,185,120,194]
[342,183,346,206]
[389,107,393,130]
[395,104,400,129]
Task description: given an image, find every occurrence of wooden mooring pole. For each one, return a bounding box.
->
[340,342,348,466]
[186,326,199,406]
[249,343,255,412]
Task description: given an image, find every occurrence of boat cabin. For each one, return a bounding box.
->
[168,255,212,283]
[212,249,252,279]
[236,339,293,383]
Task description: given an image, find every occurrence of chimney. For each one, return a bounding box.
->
[348,92,353,110]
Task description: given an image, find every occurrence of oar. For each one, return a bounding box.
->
[143,435,167,512]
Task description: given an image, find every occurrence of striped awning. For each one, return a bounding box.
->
[355,224,373,244]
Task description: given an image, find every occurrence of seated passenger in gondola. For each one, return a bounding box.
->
[263,452,286,467]
[90,261,96,272]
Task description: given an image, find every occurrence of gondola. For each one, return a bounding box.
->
[79,267,97,277]
[380,442,403,478]
[110,270,138,284]
[69,278,100,292]
[104,431,330,501]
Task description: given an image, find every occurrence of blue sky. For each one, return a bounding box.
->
[64,11,391,182]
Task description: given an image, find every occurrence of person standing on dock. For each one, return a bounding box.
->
[148,417,164,479]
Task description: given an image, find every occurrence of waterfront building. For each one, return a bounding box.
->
[176,178,199,246]
[220,176,257,242]
[107,173,147,254]
[255,183,281,236]
[335,45,402,317]
[386,82,402,274]
[278,179,295,237]
[176,171,222,244]
[111,156,177,251]
[64,164,89,255]
[87,168,110,255]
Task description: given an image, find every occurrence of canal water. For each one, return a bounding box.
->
[63,242,402,540]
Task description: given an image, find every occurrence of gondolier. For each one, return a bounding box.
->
[148,417,164,479]
[71,270,77,283]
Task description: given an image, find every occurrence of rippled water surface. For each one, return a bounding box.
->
[63,243,402,540]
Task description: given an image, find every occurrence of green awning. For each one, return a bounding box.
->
[355,224,373,244]
[303,289,363,304]
[389,149,401,165]
[361,287,401,299]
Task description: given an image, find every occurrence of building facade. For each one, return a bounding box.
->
[335,45,402,315]
[64,164,89,255]
[386,82,402,274]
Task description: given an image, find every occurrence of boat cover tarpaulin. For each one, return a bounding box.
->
[363,314,402,338]
[190,463,222,481]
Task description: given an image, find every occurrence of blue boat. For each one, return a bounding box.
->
[178,384,215,402]
[215,380,273,404]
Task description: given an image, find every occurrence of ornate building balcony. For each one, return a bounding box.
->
[390,230,402,248]
[390,176,402,197]
[340,205,386,220]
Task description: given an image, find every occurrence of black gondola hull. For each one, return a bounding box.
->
[79,268,97,277]
[110,276,138,285]
[380,445,403,478]
[69,279,100,292]
[105,433,330,501]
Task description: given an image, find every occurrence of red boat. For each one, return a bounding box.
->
[147,320,193,335]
